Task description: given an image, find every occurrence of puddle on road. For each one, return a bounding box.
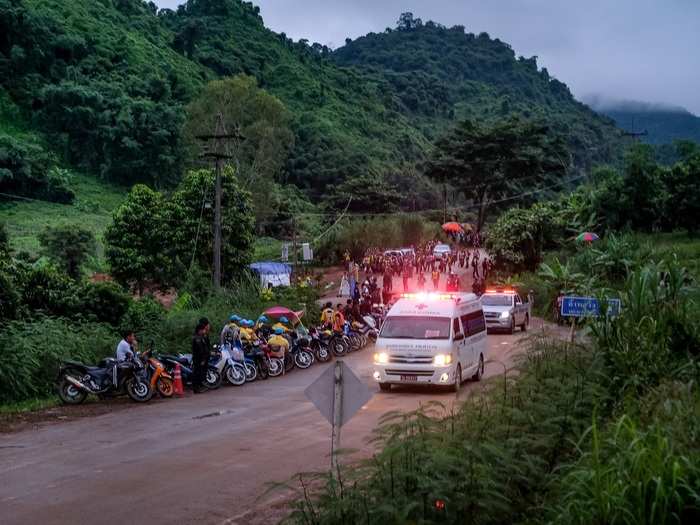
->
[192,410,231,420]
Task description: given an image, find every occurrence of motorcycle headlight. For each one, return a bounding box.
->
[500,311,511,319]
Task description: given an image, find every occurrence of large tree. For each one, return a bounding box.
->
[424,118,569,231]
[105,170,255,291]
[167,168,255,280]
[38,225,96,279]
[105,185,176,293]
[184,75,294,225]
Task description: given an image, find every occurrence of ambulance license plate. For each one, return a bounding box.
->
[400,375,417,382]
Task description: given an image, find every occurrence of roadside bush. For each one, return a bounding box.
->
[77,281,131,326]
[18,263,80,317]
[0,318,117,403]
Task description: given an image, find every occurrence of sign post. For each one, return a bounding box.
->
[305,361,372,473]
[331,362,343,472]
[561,296,621,343]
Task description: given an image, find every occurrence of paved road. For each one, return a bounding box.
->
[0,323,540,525]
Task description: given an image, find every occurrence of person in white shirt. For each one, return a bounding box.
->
[116,330,137,362]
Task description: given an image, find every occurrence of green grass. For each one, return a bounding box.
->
[0,397,59,415]
[252,236,284,262]
[631,231,700,277]
[0,173,125,262]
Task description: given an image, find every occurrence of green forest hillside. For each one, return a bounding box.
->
[1,0,626,236]
[332,13,624,172]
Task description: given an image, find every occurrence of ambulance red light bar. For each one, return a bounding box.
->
[400,292,459,301]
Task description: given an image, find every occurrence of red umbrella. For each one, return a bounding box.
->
[263,306,305,320]
[442,222,463,233]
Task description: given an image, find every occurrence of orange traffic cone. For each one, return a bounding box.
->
[173,363,184,397]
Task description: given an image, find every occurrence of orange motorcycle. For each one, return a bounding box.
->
[141,345,174,398]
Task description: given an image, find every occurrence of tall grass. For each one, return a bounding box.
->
[0,317,117,403]
[288,336,608,525]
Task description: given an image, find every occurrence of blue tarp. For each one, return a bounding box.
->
[248,262,292,276]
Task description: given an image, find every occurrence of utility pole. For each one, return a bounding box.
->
[196,113,242,290]
[443,183,447,224]
[291,215,298,278]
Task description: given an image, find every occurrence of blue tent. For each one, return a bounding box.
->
[249,262,292,288]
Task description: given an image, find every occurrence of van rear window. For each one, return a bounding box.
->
[380,316,451,340]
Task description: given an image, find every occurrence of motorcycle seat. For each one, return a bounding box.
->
[64,360,105,372]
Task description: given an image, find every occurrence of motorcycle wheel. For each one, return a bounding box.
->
[57,376,88,405]
[157,377,174,398]
[126,378,153,403]
[294,350,313,369]
[244,362,257,382]
[315,345,332,363]
[205,369,222,390]
[225,364,246,386]
[331,338,347,357]
[267,358,284,377]
[284,354,295,373]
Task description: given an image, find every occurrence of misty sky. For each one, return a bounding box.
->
[156,1,700,114]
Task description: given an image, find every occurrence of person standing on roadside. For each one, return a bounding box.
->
[402,264,410,292]
[417,272,426,291]
[191,318,211,394]
[431,268,440,290]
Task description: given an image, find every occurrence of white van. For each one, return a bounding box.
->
[372,292,487,392]
[433,243,451,257]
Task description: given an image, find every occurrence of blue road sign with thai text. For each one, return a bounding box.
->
[561,296,621,317]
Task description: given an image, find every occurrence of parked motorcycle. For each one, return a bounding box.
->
[159,354,222,390]
[141,345,174,398]
[316,327,349,357]
[56,354,153,405]
[260,342,285,377]
[281,332,314,372]
[308,327,332,363]
[211,344,246,386]
[243,341,269,380]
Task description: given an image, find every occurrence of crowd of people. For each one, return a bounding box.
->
[337,241,494,304]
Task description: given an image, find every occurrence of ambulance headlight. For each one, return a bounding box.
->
[433,354,452,366]
[500,311,511,319]
[374,352,389,364]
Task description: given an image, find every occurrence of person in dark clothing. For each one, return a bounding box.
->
[344,299,354,322]
[383,267,393,292]
[402,266,410,292]
[191,317,212,393]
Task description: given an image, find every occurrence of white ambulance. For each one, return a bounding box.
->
[372,292,487,392]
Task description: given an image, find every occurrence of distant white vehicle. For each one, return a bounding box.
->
[372,291,487,392]
[433,244,451,257]
[399,248,415,257]
[481,288,531,334]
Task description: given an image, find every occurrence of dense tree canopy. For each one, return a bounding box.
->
[0,0,626,212]
[184,75,294,223]
[105,168,255,291]
[425,118,569,230]
[38,224,96,279]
